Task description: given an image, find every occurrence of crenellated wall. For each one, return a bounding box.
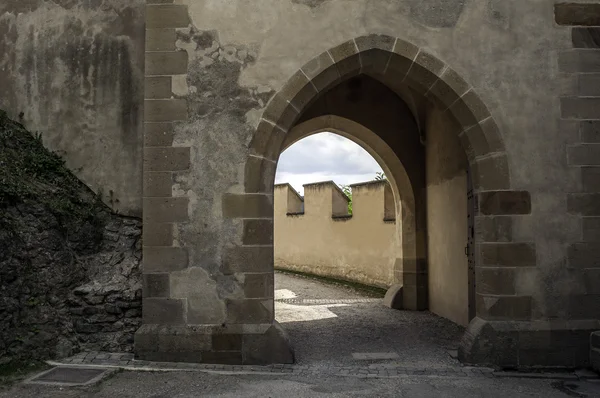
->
[274,180,399,288]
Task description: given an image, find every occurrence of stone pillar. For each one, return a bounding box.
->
[135,2,293,364]
[592,332,600,373]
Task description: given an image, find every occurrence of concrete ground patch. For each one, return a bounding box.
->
[351,353,400,360]
[23,366,115,387]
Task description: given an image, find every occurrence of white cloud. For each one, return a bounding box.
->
[275,132,383,195]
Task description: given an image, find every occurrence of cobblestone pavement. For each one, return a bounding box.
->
[45,272,599,383]
[2,272,599,397]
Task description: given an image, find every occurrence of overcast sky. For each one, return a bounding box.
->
[274,132,383,195]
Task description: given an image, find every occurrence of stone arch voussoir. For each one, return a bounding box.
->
[234,34,535,319]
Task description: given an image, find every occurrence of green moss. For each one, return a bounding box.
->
[0,360,50,387]
[0,110,106,240]
[274,268,387,298]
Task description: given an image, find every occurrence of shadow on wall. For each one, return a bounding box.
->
[274,179,399,289]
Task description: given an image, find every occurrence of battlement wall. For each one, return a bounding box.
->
[274,180,399,288]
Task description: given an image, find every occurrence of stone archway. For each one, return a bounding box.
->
[235,35,532,365]
[137,33,534,367]
[280,115,416,303]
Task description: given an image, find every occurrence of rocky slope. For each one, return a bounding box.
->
[0,111,142,366]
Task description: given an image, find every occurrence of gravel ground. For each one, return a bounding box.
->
[3,370,599,398]
[274,272,465,368]
[2,272,599,397]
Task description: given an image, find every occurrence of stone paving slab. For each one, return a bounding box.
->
[48,351,599,381]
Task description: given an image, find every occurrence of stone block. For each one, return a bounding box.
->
[383,284,403,309]
[558,50,600,73]
[146,28,177,52]
[568,243,600,268]
[440,67,470,98]
[144,172,172,197]
[402,258,428,274]
[145,51,188,76]
[355,35,395,75]
[147,0,175,4]
[226,299,273,324]
[405,51,445,93]
[200,351,243,365]
[355,34,396,52]
[145,76,172,99]
[454,90,492,127]
[143,273,170,298]
[479,243,536,267]
[569,144,600,165]
[242,322,295,365]
[142,298,186,324]
[245,156,277,193]
[145,122,174,147]
[582,167,600,192]
[402,285,428,311]
[592,347,600,373]
[143,247,188,272]
[146,4,190,28]
[555,3,600,26]
[566,294,600,319]
[328,40,361,79]
[222,193,272,219]
[426,78,461,110]
[582,121,600,143]
[583,217,600,241]
[592,331,600,349]
[144,99,187,122]
[476,267,516,295]
[143,223,173,247]
[277,70,318,113]
[143,197,189,223]
[578,73,600,96]
[459,117,504,160]
[479,191,531,215]
[300,51,340,93]
[135,325,212,360]
[212,334,242,351]
[144,147,190,171]
[476,294,532,320]
[221,246,273,274]
[248,121,286,161]
[584,269,600,294]
[475,216,512,242]
[261,92,299,132]
[242,273,274,299]
[459,318,519,367]
[243,219,273,245]
[562,97,600,120]
[471,154,510,191]
[402,271,428,287]
[384,38,419,83]
[568,193,600,215]
[460,318,600,369]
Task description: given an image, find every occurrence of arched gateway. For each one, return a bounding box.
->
[134,2,600,369]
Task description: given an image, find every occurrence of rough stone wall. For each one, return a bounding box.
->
[274,181,397,288]
[0,210,142,365]
[0,0,145,216]
[0,113,141,366]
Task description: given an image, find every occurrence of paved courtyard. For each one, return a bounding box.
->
[1,271,599,397]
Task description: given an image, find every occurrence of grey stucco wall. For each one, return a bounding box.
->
[168,0,578,320]
[0,0,145,216]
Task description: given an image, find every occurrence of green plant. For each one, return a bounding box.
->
[375,171,386,181]
[0,110,106,244]
[339,184,352,214]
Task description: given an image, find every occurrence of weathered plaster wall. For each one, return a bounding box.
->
[0,0,145,216]
[274,181,397,288]
[173,0,578,323]
[426,108,469,327]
